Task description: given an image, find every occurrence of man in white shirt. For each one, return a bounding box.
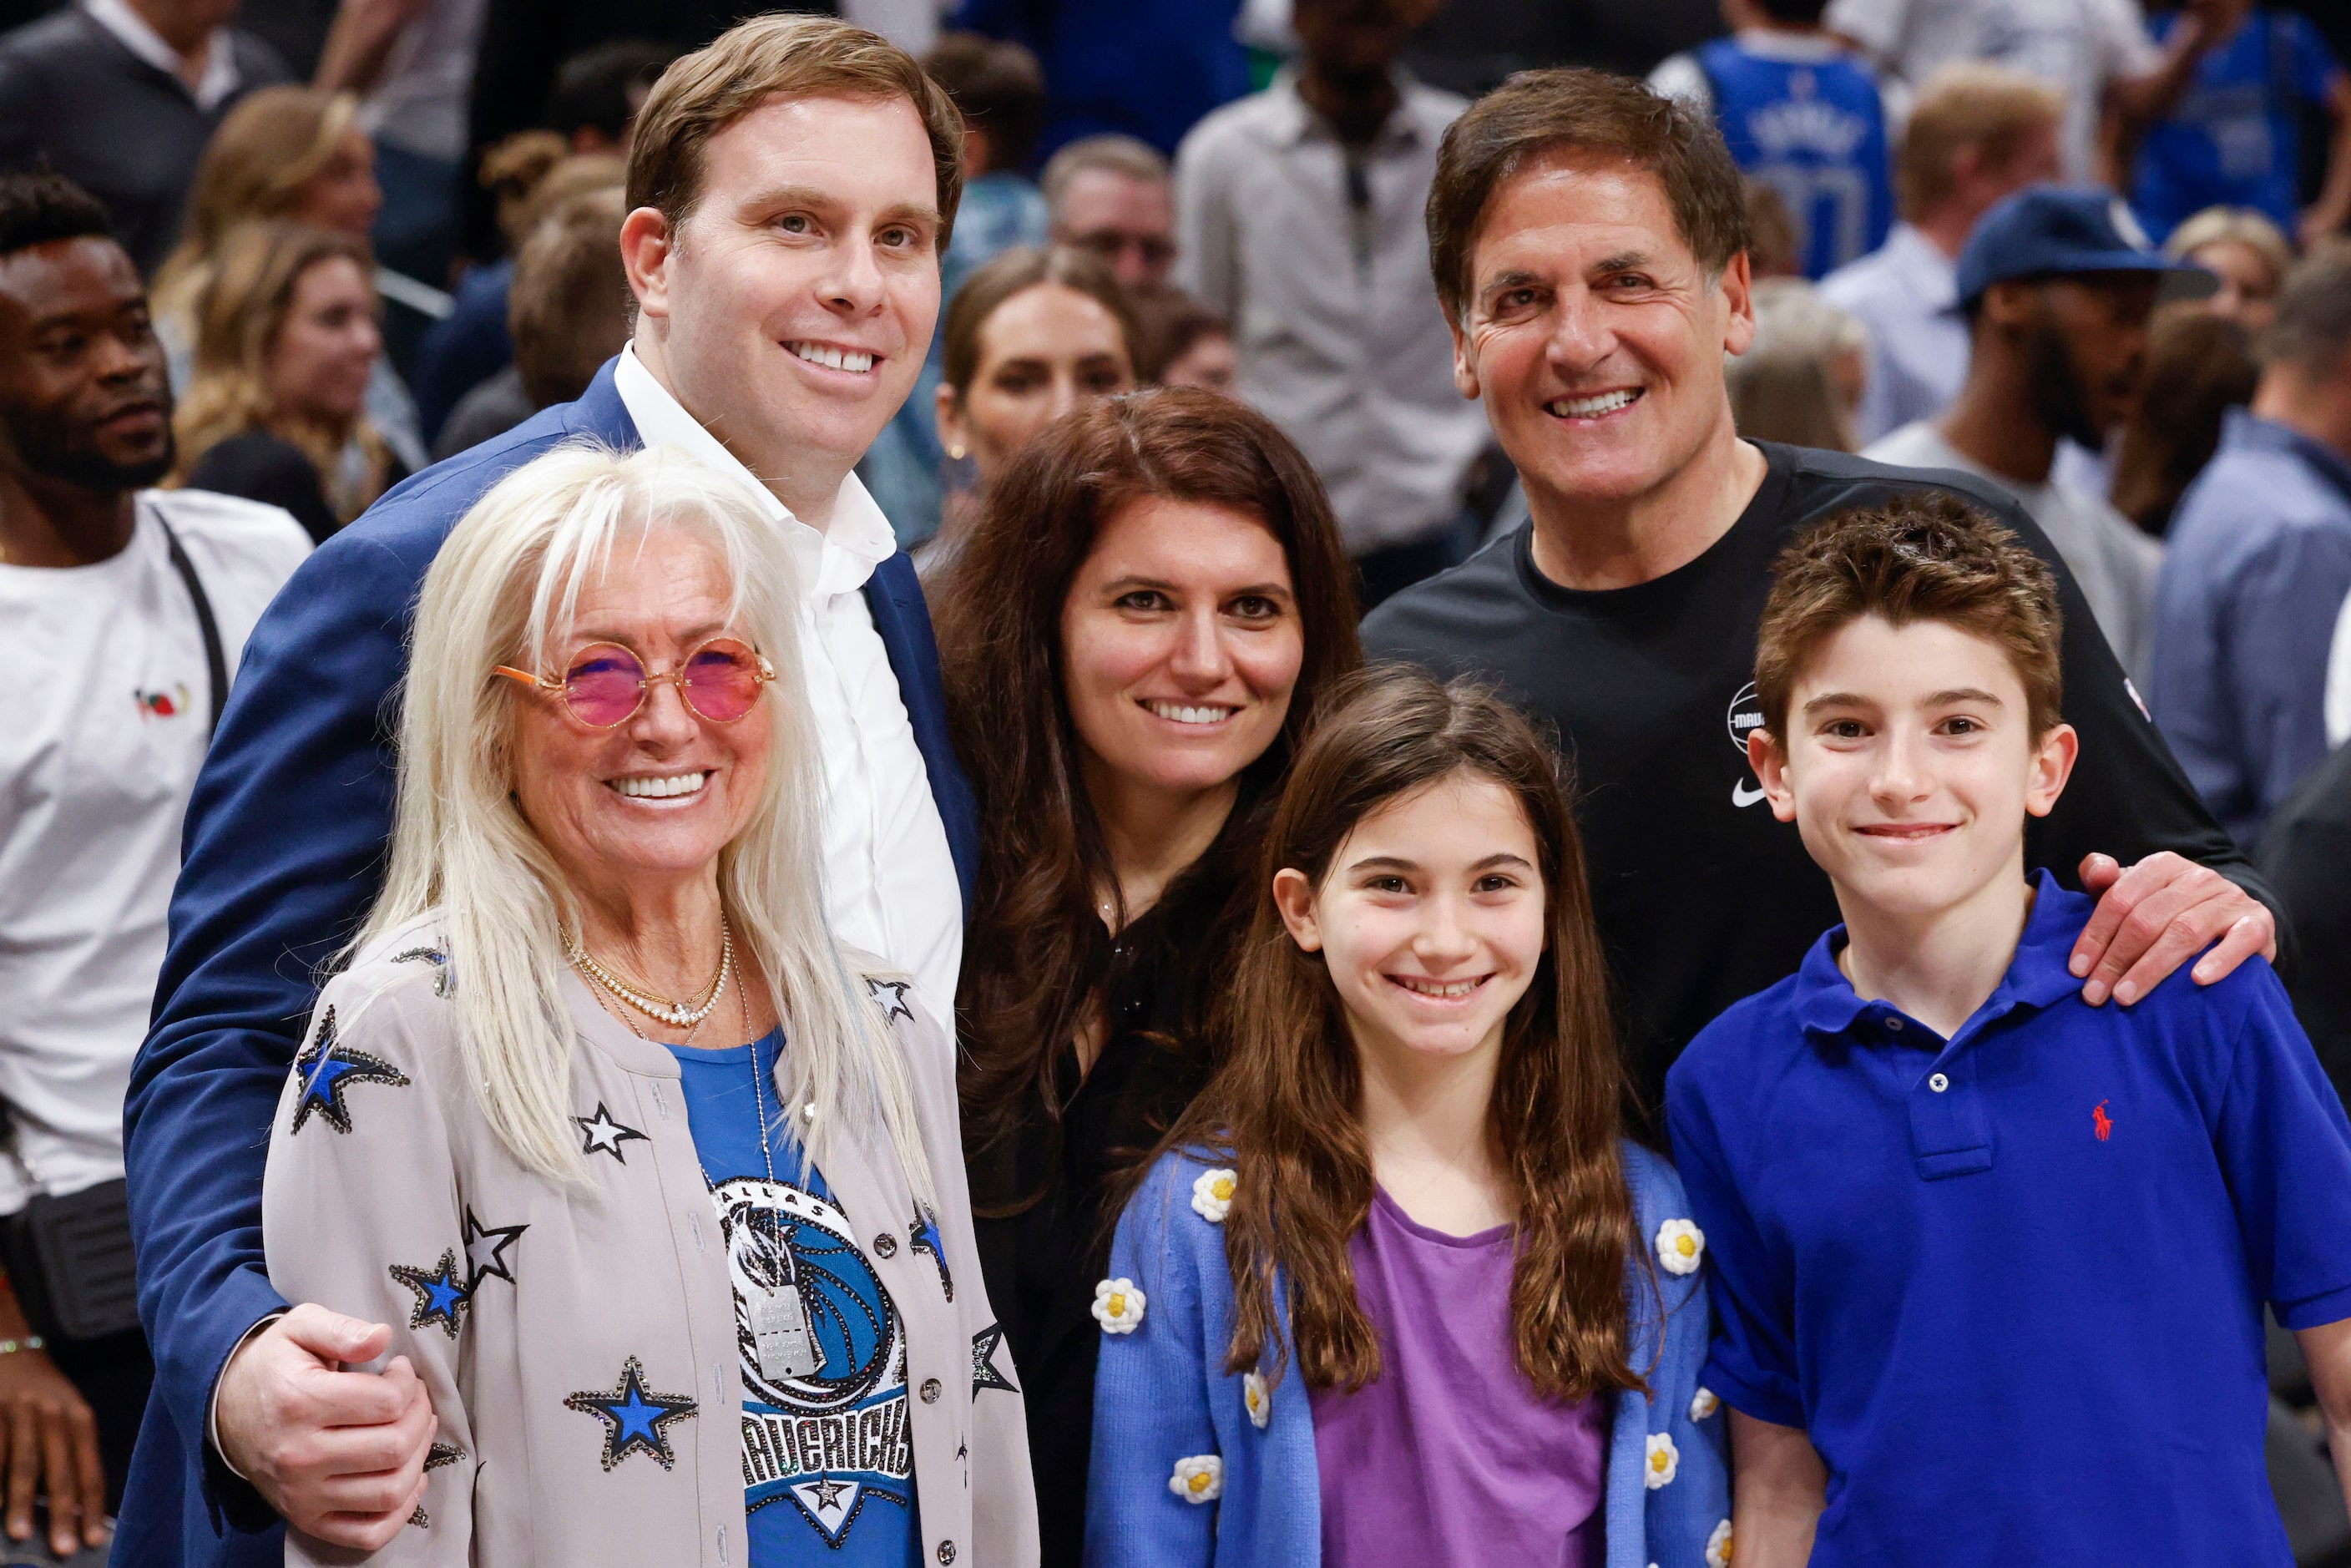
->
[0,171,308,1560]
[1864,185,2180,680]
[121,17,979,1563]
[1175,0,1486,604]
[1820,62,2063,443]
[1824,0,2226,185]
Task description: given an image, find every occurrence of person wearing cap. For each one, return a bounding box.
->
[1864,185,2189,682]
[1363,70,2282,1130]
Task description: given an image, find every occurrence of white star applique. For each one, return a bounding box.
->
[462,1206,527,1290]
[574,1102,649,1162]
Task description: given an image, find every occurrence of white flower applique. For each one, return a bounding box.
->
[1690,1386,1720,1422]
[1706,1517,1734,1566]
[1242,1371,1271,1429]
[1655,1218,1705,1277]
[1091,1277,1145,1334]
[1191,1168,1236,1223]
[1169,1454,1224,1504]
[1644,1431,1679,1490]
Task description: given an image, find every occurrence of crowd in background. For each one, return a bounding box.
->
[3,0,2351,1562]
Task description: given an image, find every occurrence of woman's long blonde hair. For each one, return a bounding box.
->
[169,221,392,523]
[357,442,933,1199]
[152,86,364,327]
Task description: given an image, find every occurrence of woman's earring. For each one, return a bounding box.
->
[947,443,967,461]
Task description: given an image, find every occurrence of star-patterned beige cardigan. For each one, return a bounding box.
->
[261,913,1039,1567]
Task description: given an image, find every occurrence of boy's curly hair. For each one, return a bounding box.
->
[1753,492,2065,739]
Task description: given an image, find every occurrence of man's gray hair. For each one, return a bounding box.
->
[2260,244,2351,378]
[1040,133,1170,216]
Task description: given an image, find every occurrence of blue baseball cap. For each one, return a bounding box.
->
[1954,185,2208,306]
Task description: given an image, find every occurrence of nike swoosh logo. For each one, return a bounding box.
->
[1732,779,1767,808]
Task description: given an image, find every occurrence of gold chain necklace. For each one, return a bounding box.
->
[569,918,733,1029]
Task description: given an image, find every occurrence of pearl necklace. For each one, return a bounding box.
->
[569,918,733,1029]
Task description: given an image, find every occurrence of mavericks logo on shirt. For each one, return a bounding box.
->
[1727,682,1769,808]
[716,1175,915,1550]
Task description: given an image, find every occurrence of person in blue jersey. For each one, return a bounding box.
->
[260,443,1036,1566]
[2128,0,2351,247]
[118,17,988,1567]
[1651,0,1894,281]
[1668,495,2351,1565]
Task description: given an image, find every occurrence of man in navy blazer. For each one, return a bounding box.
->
[119,18,979,1562]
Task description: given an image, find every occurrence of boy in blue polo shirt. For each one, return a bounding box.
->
[1665,493,2351,1565]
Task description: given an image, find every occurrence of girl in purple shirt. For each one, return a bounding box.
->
[1084,670,1729,1567]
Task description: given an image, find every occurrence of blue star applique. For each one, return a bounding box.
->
[574,1102,648,1162]
[461,1206,526,1291]
[864,976,915,1026]
[290,1006,411,1136]
[972,1322,1016,1399]
[909,1204,953,1301]
[391,946,453,998]
[388,1250,472,1338]
[564,1356,697,1471]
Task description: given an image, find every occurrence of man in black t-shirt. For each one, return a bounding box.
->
[1366,68,2280,1115]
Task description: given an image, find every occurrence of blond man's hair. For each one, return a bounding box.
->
[1897,63,2064,220]
[625,13,965,247]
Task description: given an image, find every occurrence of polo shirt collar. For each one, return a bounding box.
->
[2222,407,2351,504]
[1795,868,2084,1042]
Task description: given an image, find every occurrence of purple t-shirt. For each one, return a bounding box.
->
[1308,1186,1608,1568]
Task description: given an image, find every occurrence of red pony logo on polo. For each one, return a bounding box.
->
[2093,1101,2114,1142]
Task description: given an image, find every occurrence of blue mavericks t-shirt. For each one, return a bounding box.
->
[2133,9,2343,240]
[668,1032,921,1568]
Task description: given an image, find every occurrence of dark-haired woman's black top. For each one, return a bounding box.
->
[968,903,1221,1568]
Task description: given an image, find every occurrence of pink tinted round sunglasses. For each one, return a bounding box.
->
[493,637,776,728]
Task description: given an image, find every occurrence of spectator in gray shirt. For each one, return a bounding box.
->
[0,0,287,275]
[2151,246,2351,847]
[1173,0,1485,606]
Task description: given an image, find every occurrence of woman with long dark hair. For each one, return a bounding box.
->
[933,387,1361,1565]
[1086,670,1727,1565]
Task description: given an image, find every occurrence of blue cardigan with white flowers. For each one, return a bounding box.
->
[1084,1141,1730,1568]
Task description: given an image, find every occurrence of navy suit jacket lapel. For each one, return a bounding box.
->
[574,357,978,913]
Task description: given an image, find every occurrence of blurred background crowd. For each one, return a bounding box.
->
[5,0,2351,1557]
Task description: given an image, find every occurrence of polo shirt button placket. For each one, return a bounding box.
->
[1929,1072,1949,1093]
[1909,1047,1994,1178]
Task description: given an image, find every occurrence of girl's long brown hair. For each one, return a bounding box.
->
[935,388,1362,1201]
[1171,667,1646,1399]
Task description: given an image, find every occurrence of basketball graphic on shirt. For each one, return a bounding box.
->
[713,1176,902,1413]
[1726,682,1767,756]
[712,1175,915,1555]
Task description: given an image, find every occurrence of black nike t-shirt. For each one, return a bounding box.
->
[1363,442,2273,1119]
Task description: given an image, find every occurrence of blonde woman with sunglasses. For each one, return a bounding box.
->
[257,442,1037,1566]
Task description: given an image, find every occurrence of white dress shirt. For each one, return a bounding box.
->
[1174,69,1488,555]
[83,0,240,109]
[613,346,963,1026]
[1823,0,2156,181]
[1820,223,1969,445]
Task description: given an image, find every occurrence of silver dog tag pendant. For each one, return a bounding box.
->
[752,1285,820,1380]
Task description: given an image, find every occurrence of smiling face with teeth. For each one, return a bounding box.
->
[1450,151,1757,555]
[621,93,943,523]
[1059,495,1304,813]
[507,523,773,912]
[1274,770,1548,1074]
